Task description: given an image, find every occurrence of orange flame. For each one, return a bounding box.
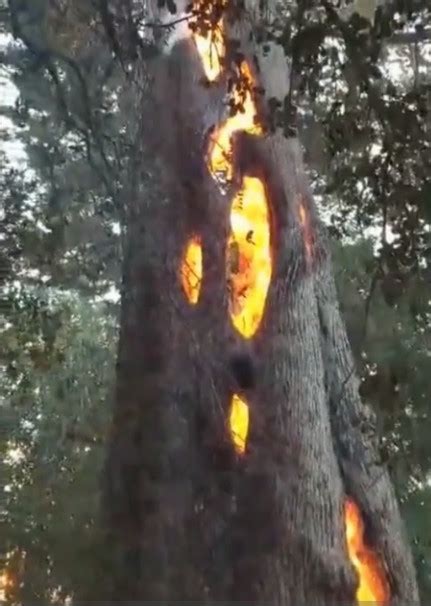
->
[0,570,10,601]
[208,62,262,179]
[193,14,271,338]
[180,236,202,304]
[229,393,249,454]
[345,498,389,605]
[228,177,272,338]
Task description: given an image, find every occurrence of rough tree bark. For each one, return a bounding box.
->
[103,0,419,603]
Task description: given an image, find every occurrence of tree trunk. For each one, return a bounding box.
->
[103,0,419,603]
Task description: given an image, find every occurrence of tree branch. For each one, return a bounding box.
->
[7,0,126,225]
[388,29,431,45]
[141,14,191,29]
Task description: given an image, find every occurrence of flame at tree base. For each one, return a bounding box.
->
[345,498,389,605]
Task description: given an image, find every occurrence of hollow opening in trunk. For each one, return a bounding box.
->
[180,235,203,304]
[345,497,390,605]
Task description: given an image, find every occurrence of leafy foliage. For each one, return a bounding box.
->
[1,292,116,604]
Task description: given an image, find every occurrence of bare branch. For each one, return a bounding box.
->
[141,14,191,29]
[388,29,431,45]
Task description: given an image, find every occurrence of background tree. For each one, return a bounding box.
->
[1,294,116,604]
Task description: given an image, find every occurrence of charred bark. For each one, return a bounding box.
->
[103,36,240,599]
[103,0,419,603]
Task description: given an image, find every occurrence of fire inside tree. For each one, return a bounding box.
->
[180,9,390,604]
[104,0,419,602]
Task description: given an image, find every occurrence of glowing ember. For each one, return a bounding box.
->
[0,572,7,601]
[227,177,272,338]
[229,393,249,454]
[208,62,262,179]
[0,570,13,601]
[180,236,203,304]
[345,498,389,605]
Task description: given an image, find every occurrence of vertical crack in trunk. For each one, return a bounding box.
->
[345,497,389,604]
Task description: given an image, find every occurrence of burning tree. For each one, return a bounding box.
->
[104,0,419,602]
